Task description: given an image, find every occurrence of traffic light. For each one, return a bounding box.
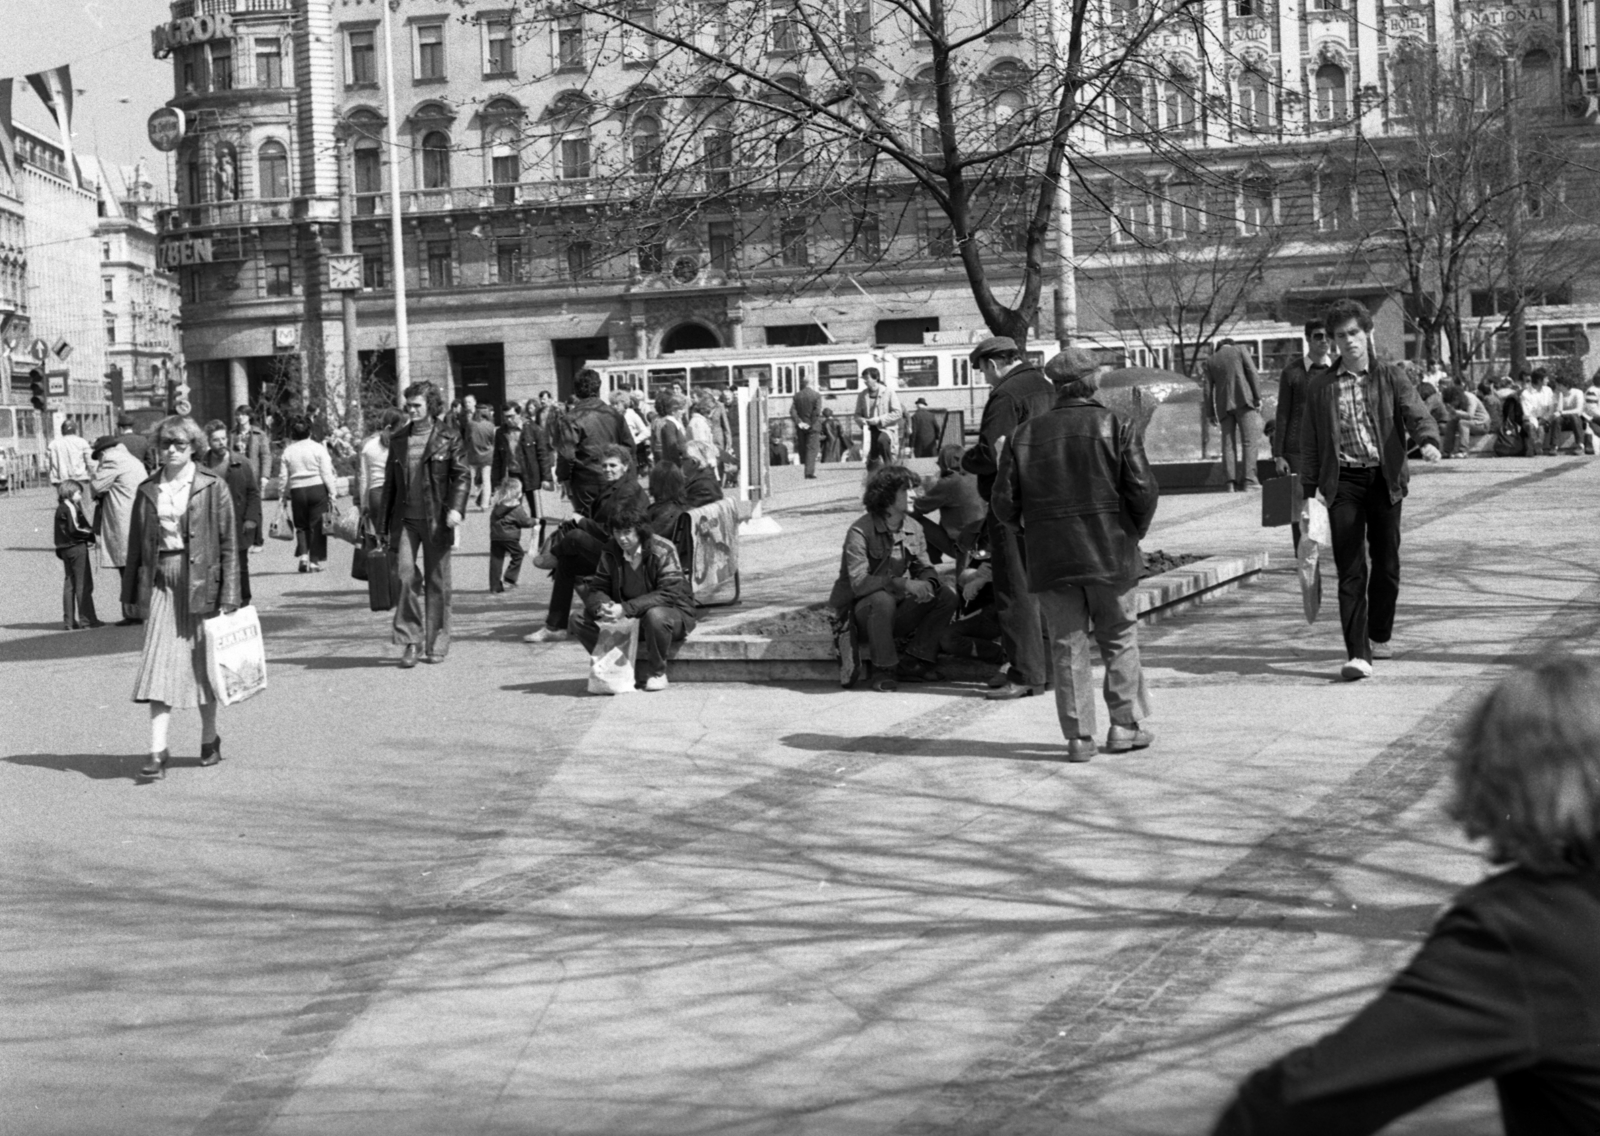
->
[28,370,45,411]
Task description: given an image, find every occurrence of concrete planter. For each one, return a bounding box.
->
[672,552,1269,684]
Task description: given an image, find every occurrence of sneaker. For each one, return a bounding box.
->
[641,673,669,692]
[523,626,570,643]
[1340,657,1373,681]
[1370,639,1393,660]
[1063,737,1096,763]
[1104,724,1155,752]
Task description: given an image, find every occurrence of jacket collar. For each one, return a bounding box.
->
[1053,393,1105,409]
[138,462,219,505]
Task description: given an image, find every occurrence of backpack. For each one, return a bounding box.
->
[546,408,581,462]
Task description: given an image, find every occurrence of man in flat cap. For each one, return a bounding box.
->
[992,349,1159,761]
[962,335,1055,700]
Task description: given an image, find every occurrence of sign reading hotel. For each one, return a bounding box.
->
[151,12,235,58]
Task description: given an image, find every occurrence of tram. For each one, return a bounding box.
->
[0,404,46,489]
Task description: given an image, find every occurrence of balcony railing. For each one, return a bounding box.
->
[158,199,294,233]
[170,0,292,16]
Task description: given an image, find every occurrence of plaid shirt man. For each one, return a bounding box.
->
[1333,362,1382,467]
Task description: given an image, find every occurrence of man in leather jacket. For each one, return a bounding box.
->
[962,335,1055,701]
[993,348,1160,761]
[380,380,471,667]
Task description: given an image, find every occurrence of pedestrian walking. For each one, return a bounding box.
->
[908,398,941,457]
[791,374,823,478]
[275,417,338,573]
[489,477,533,593]
[116,412,157,472]
[829,466,959,692]
[820,408,846,463]
[1272,318,1333,550]
[201,420,263,606]
[992,349,1159,761]
[962,335,1055,701]
[47,420,93,487]
[123,416,241,781]
[1300,299,1440,681]
[855,368,902,472]
[1204,338,1264,491]
[54,480,101,630]
[1213,657,1600,1135]
[380,381,470,667]
[89,435,147,625]
[556,369,633,517]
[232,407,271,486]
[467,405,496,509]
[354,409,406,523]
[652,395,688,468]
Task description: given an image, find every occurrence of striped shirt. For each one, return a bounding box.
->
[1334,364,1382,468]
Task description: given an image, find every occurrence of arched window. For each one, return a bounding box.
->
[1237,73,1271,131]
[992,89,1025,148]
[1520,50,1555,108]
[488,126,519,203]
[421,130,451,188]
[257,140,290,199]
[918,95,941,156]
[1314,64,1347,122]
[632,115,662,175]
[1239,166,1275,235]
[213,142,239,201]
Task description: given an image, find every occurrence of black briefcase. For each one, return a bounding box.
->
[1261,475,1303,527]
[366,544,399,612]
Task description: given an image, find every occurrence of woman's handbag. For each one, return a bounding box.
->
[322,503,361,545]
[268,499,294,541]
[202,606,268,706]
[587,617,640,695]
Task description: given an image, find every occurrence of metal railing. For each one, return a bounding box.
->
[169,0,293,15]
[158,199,294,232]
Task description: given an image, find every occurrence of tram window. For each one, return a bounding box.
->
[1263,338,1299,374]
[819,359,859,392]
[648,367,688,388]
[0,409,13,442]
[774,365,795,395]
[16,409,37,438]
[736,364,773,390]
[690,366,730,388]
[954,359,970,387]
[898,354,940,388]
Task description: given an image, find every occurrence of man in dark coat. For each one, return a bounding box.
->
[993,348,1159,761]
[231,407,271,485]
[467,405,496,509]
[558,369,634,517]
[1203,338,1264,491]
[117,412,157,473]
[908,398,941,457]
[962,335,1056,701]
[380,380,471,667]
[1272,318,1333,550]
[791,375,823,478]
[202,419,263,606]
[1301,298,1440,681]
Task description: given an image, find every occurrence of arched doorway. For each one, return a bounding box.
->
[660,323,721,354]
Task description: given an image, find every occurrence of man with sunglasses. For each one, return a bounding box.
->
[1272,318,1334,549]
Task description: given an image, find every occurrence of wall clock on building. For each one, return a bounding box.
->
[327,254,364,292]
[670,254,701,284]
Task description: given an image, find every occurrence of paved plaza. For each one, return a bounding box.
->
[3,456,1598,1135]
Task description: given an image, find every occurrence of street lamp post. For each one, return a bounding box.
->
[382,0,410,398]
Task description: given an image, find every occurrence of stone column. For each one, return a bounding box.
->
[229,357,250,411]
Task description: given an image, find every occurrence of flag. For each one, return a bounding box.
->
[0,79,14,179]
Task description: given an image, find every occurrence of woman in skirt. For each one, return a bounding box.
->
[122,415,241,780]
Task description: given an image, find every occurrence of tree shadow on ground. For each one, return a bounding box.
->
[0,627,142,664]
[273,655,396,670]
[780,731,1097,763]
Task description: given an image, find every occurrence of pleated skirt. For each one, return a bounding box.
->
[132,555,212,709]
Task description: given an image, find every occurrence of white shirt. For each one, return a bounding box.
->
[358,434,388,496]
[622,407,650,446]
[47,434,93,483]
[156,461,197,551]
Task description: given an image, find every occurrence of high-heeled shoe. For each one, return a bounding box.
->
[140,749,169,780]
[199,736,223,766]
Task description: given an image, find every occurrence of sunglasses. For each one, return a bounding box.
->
[158,438,191,450]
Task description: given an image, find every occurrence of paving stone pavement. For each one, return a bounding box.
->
[1,455,1596,1136]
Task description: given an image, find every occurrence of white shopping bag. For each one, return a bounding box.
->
[203,606,268,706]
[586,617,640,695]
[1297,496,1331,624]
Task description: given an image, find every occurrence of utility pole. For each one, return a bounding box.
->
[1502,58,1527,379]
[336,132,362,434]
[1048,0,1077,349]
[382,0,410,396]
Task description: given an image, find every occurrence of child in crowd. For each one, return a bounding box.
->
[488,476,533,593]
[54,479,101,630]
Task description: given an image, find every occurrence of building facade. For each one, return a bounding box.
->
[158,0,1600,423]
[97,162,185,411]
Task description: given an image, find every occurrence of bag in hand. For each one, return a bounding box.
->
[322,504,362,545]
[587,617,640,695]
[268,500,294,542]
[203,606,268,706]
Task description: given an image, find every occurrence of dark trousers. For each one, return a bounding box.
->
[544,529,605,631]
[1220,408,1263,489]
[573,605,693,680]
[569,473,603,519]
[393,518,452,656]
[852,581,959,669]
[58,545,97,628]
[865,428,893,473]
[986,512,1048,686]
[799,426,819,478]
[1330,466,1403,663]
[290,484,330,563]
[238,540,252,606]
[489,538,524,592]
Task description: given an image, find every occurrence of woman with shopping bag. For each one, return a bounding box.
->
[572,485,697,692]
[122,416,241,780]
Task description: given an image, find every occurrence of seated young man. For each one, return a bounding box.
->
[573,485,698,692]
[524,444,638,643]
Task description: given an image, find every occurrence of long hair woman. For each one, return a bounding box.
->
[1213,657,1600,1133]
[122,415,241,780]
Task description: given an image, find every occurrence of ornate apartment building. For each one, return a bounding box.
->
[97,161,185,411]
[158,0,1600,422]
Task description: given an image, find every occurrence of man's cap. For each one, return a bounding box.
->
[969,336,1018,365]
[116,412,134,428]
[1045,347,1101,383]
[90,435,120,456]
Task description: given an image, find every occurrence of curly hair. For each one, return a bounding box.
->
[1448,658,1600,873]
[862,465,919,517]
[153,414,207,453]
[597,442,634,472]
[403,380,446,420]
[1323,298,1374,335]
[597,483,651,533]
[574,369,602,399]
